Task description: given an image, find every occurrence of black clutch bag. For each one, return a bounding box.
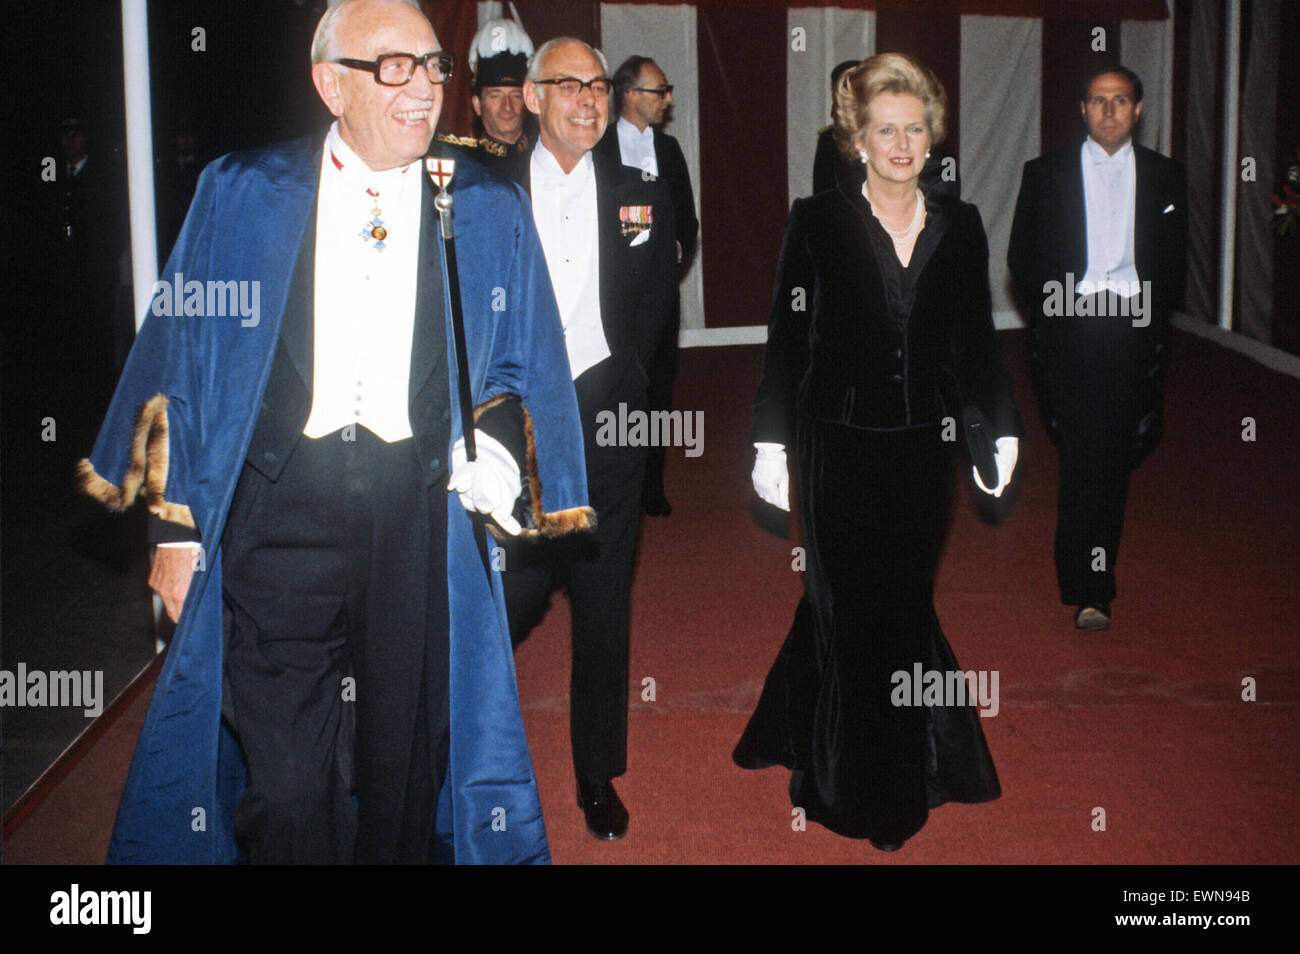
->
[962,405,999,489]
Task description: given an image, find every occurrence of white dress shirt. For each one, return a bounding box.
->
[615,116,658,177]
[1078,137,1140,297]
[529,141,609,380]
[303,122,422,441]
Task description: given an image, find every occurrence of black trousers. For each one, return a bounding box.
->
[503,360,647,783]
[1034,298,1161,607]
[641,297,681,502]
[220,426,449,864]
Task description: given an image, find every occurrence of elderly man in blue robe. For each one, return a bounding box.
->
[76,0,591,864]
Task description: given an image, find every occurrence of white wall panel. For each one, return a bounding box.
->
[960,16,1042,315]
[1122,12,1173,153]
[785,7,875,207]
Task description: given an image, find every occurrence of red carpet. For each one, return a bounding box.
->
[6,330,1298,864]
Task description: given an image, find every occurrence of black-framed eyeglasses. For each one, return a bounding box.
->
[334,51,456,86]
[533,76,613,98]
[631,85,673,97]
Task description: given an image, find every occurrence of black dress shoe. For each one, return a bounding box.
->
[869,837,903,852]
[644,494,672,518]
[576,779,629,840]
[1074,604,1112,630]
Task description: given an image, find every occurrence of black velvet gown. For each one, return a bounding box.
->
[734,179,1021,845]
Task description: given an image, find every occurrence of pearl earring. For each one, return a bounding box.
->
[925,150,931,158]
[859,152,869,164]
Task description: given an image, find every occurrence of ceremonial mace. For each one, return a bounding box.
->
[427,155,492,576]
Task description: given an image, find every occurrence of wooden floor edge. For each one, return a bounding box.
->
[2,652,165,840]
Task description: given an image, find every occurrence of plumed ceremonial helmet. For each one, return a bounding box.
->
[470,17,534,90]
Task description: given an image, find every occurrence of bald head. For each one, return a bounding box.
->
[523,38,611,173]
[311,0,423,64]
[526,37,609,83]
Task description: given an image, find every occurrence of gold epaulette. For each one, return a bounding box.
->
[436,133,479,148]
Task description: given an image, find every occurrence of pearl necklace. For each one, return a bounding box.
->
[864,186,925,242]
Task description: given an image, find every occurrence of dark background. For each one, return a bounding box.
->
[4,0,334,814]
[14,0,329,175]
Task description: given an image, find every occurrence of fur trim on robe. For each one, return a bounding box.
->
[474,392,596,540]
[76,392,196,528]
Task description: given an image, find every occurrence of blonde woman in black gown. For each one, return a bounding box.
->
[734,53,1022,852]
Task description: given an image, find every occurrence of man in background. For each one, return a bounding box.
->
[812,60,861,195]
[1009,65,1187,631]
[437,16,534,167]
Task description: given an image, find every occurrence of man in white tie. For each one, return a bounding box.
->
[435,17,535,167]
[499,37,677,841]
[1009,66,1187,631]
[79,0,590,864]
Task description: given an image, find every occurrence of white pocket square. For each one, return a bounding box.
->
[629,229,650,247]
[1162,204,1175,214]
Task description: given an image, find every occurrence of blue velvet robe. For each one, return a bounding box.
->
[80,135,588,864]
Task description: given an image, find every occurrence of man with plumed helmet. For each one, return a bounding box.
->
[437,16,535,165]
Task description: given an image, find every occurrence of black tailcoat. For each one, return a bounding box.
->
[1007,140,1188,606]
[594,123,699,265]
[1008,140,1188,417]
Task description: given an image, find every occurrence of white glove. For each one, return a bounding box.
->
[448,430,523,536]
[752,442,790,511]
[973,436,1019,498]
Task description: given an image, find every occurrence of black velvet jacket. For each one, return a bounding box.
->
[752,180,1022,446]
